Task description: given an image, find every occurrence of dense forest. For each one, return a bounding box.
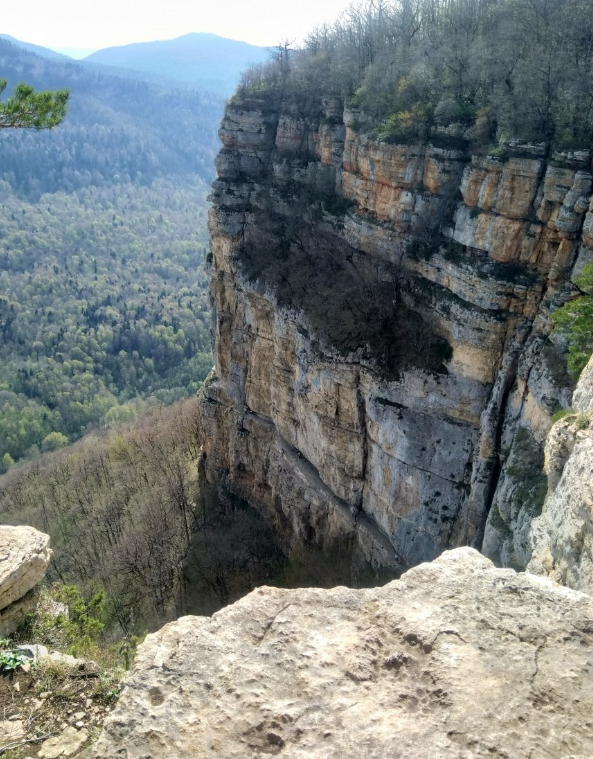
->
[241,0,593,148]
[0,180,212,466]
[0,38,222,198]
[0,39,222,466]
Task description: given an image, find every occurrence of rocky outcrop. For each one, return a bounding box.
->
[93,548,593,759]
[528,355,593,592]
[200,93,590,574]
[0,525,52,636]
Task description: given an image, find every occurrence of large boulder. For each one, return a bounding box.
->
[0,525,52,636]
[94,548,593,758]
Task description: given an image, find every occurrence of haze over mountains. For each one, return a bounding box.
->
[1,31,268,95]
[85,33,268,94]
[0,34,72,61]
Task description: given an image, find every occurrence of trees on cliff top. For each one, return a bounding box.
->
[0,78,69,129]
[240,0,593,148]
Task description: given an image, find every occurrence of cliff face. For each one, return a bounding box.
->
[200,93,593,574]
[528,355,593,592]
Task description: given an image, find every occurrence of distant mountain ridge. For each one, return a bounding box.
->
[0,36,223,197]
[85,33,269,95]
[0,34,73,61]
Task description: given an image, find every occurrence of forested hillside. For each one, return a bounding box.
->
[0,397,366,633]
[0,39,222,467]
[0,38,221,198]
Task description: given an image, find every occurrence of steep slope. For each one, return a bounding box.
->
[199,93,590,575]
[85,34,269,96]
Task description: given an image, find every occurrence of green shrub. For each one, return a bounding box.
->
[550,408,574,423]
[22,584,105,658]
[376,102,433,144]
[552,263,593,375]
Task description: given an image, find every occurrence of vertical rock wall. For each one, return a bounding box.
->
[528,355,593,592]
[199,93,593,575]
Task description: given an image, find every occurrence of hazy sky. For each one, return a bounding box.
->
[3,0,355,52]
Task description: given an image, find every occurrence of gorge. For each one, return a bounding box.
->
[89,92,593,757]
[6,1,593,754]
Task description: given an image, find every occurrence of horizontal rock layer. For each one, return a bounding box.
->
[93,548,593,759]
[201,94,592,573]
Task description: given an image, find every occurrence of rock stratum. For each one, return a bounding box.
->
[93,548,593,758]
[0,524,52,636]
[199,93,592,575]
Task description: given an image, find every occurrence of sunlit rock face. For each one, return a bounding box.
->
[200,92,592,573]
[93,549,593,759]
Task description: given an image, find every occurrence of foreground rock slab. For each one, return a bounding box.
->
[0,524,52,636]
[94,548,593,759]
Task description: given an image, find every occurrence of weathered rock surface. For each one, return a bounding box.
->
[201,93,586,573]
[38,726,89,758]
[528,355,593,593]
[93,548,593,759]
[0,524,52,636]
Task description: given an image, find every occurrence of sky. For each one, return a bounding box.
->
[3,0,355,53]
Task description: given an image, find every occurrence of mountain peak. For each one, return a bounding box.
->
[84,33,269,95]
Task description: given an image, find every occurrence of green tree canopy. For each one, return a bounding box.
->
[0,78,69,129]
[552,264,593,375]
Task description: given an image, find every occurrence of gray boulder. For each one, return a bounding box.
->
[0,524,52,636]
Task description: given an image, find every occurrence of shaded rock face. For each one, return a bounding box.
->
[528,355,593,592]
[0,525,52,636]
[201,93,591,572]
[93,548,593,759]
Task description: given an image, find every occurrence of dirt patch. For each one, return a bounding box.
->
[0,660,120,758]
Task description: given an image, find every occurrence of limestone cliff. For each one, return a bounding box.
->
[93,548,593,759]
[200,93,593,574]
[528,355,593,592]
